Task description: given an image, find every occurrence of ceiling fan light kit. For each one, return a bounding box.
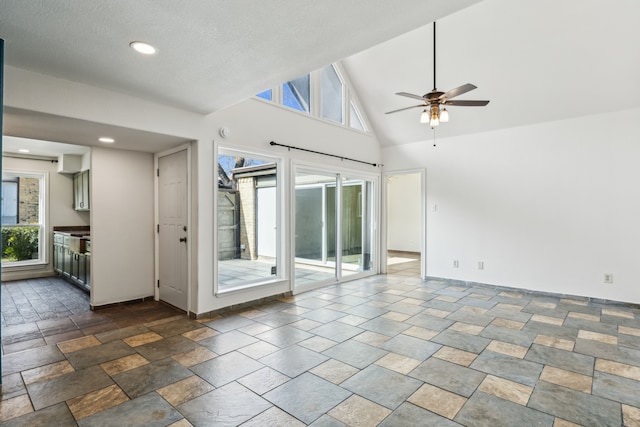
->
[439,108,449,122]
[385,21,489,129]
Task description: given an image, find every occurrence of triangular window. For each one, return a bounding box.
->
[283,75,310,112]
[256,89,272,101]
[349,100,365,131]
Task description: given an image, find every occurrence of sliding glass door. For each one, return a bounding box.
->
[294,168,376,290]
[294,171,336,287]
[339,177,374,278]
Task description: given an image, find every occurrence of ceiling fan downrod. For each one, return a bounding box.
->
[433,21,437,92]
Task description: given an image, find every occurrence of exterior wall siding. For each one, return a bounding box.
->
[18,177,40,223]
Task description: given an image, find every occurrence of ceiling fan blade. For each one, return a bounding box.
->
[395,92,426,101]
[444,100,490,107]
[441,83,477,100]
[385,104,427,114]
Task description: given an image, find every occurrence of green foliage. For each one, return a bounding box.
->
[1,228,11,256]
[2,226,39,261]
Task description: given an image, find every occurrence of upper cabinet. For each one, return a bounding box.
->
[74,170,90,211]
[56,153,91,211]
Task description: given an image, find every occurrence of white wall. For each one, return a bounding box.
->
[2,156,90,281]
[387,173,421,252]
[205,99,380,166]
[383,107,640,304]
[4,66,202,139]
[81,152,91,171]
[193,98,382,314]
[90,147,155,306]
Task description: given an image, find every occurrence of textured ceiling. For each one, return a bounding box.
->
[1,0,479,114]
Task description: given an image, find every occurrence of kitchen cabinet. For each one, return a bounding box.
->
[53,230,91,291]
[85,253,91,288]
[73,170,90,211]
[71,252,90,287]
[53,234,74,278]
[53,234,65,274]
[83,253,90,289]
[63,246,73,277]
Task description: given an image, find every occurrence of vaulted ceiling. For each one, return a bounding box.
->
[343,0,640,145]
[2,0,640,152]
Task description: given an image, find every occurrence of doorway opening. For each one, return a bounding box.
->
[386,171,423,278]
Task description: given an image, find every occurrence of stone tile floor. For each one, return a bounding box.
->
[1,278,91,328]
[2,255,640,426]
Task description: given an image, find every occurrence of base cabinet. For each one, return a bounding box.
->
[53,232,91,291]
[71,252,90,289]
[63,247,72,277]
[84,254,91,288]
[53,242,63,274]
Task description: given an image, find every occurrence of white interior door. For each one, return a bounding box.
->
[158,150,188,311]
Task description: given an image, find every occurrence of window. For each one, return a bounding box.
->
[2,171,46,266]
[216,149,281,292]
[256,89,273,101]
[320,65,343,123]
[1,180,19,224]
[282,74,310,112]
[349,100,366,131]
[254,63,369,132]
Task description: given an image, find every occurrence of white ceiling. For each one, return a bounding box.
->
[344,0,640,145]
[1,0,639,154]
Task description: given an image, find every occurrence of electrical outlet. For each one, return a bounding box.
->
[604,273,613,284]
[453,260,459,268]
[478,261,484,270]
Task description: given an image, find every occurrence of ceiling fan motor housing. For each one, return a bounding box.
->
[425,91,445,102]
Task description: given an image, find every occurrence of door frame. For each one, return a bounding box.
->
[381,168,427,279]
[154,143,192,314]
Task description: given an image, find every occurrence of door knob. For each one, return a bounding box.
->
[179,237,187,243]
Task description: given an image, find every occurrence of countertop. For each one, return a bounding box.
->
[53,226,91,239]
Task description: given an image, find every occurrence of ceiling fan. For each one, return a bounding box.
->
[385,21,489,127]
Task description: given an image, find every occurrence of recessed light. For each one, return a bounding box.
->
[99,137,115,143]
[18,149,30,153]
[129,41,157,55]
